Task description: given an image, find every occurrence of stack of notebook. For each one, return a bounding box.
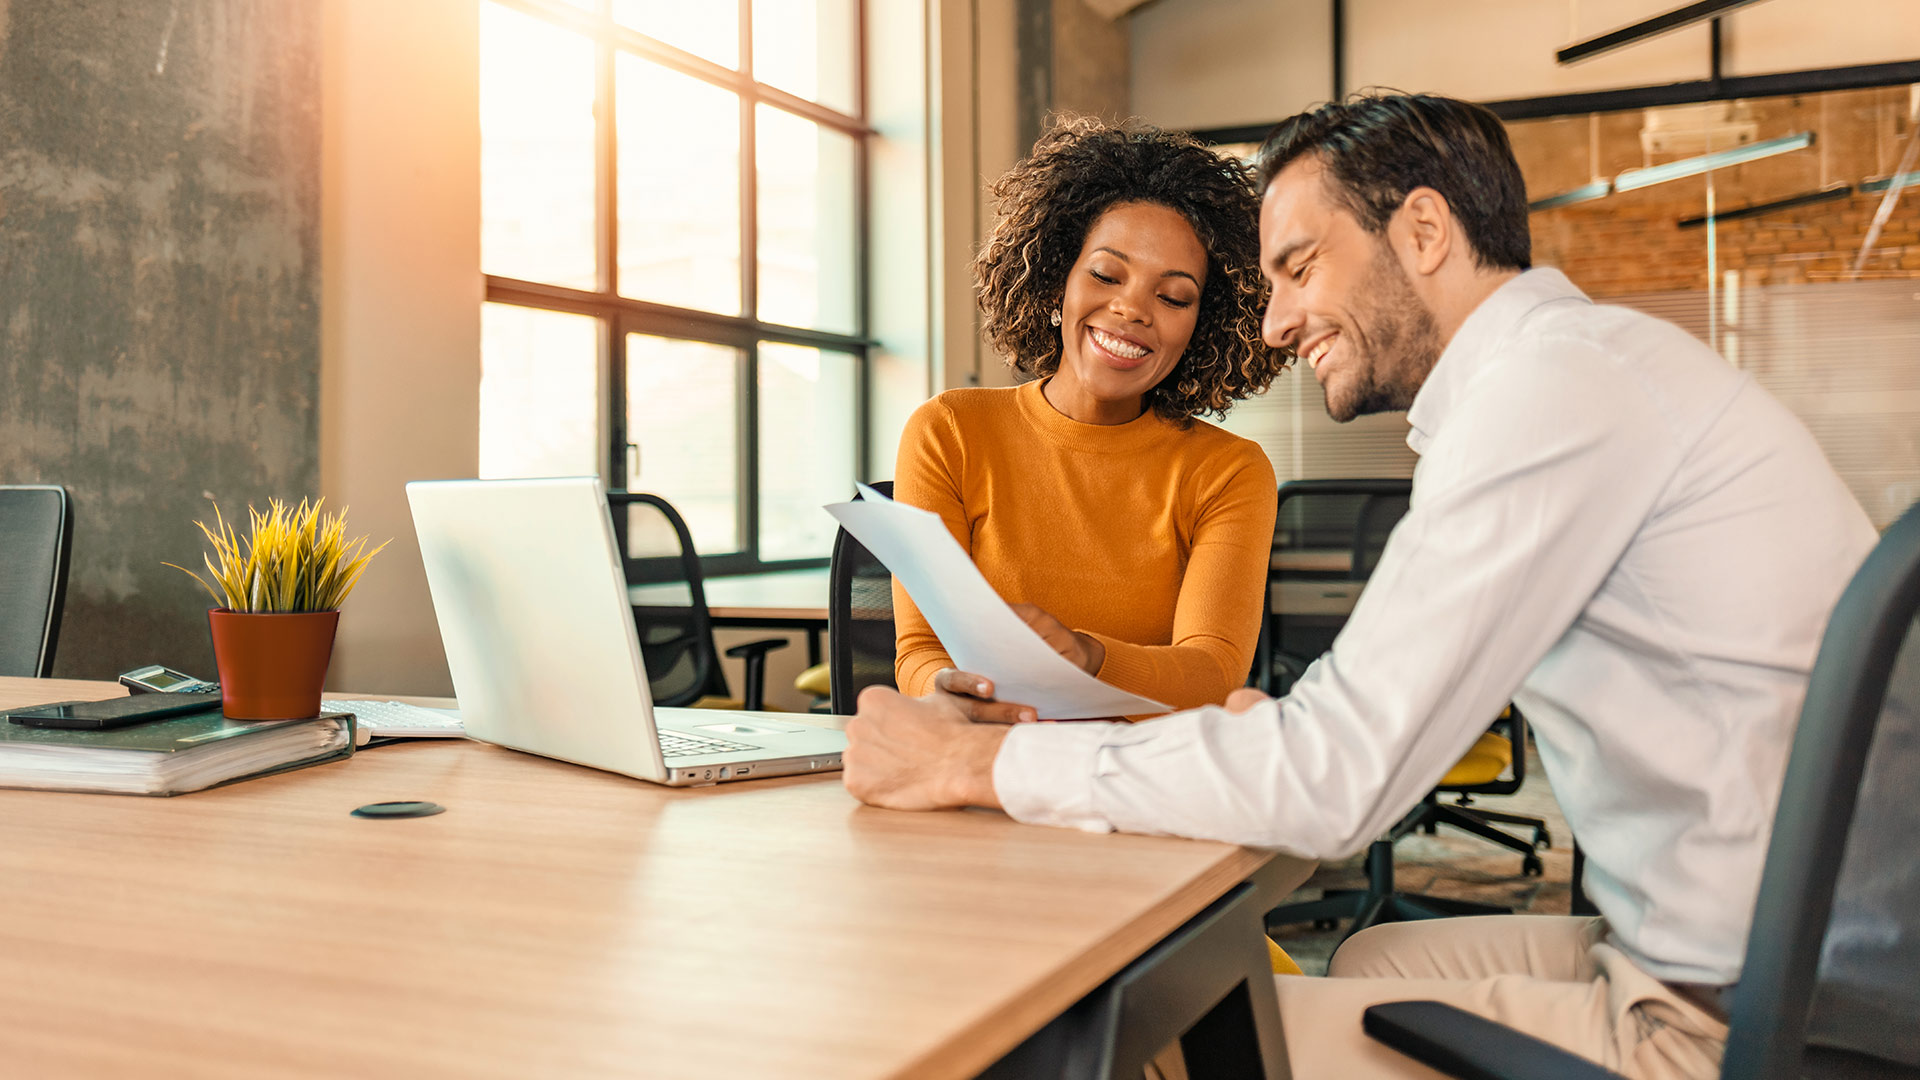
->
[0,707,356,796]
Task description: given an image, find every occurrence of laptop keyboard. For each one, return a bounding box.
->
[657,730,762,760]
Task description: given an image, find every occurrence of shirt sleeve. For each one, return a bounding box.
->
[992,345,1686,857]
[1080,442,1277,710]
[890,398,966,696]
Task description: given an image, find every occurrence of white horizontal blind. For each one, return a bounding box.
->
[1221,366,1417,482]
[1607,281,1920,529]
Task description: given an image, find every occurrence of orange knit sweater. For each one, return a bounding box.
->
[892,379,1278,712]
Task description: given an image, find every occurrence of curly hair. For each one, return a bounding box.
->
[974,115,1288,424]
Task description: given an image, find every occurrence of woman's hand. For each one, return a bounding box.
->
[1010,604,1106,675]
[930,669,1038,725]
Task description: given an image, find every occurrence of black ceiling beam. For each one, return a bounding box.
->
[1676,185,1854,228]
[1189,59,1920,149]
[1479,59,1920,122]
[1557,0,1771,66]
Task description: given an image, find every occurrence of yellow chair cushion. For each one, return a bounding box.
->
[690,696,784,713]
[1268,937,1303,976]
[794,663,832,699]
[1439,731,1513,787]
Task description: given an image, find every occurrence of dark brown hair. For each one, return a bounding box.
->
[1255,92,1532,272]
[975,115,1287,423]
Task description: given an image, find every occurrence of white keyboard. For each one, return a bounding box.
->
[327,700,466,739]
[657,729,762,760]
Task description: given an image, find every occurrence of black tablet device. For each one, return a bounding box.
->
[6,693,223,730]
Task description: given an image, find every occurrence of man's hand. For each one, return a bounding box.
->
[1011,603,1106,674]
[842,686,1011,811]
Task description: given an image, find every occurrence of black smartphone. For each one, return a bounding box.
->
[6,693,222,730]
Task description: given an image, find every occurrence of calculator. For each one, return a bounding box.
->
[118,664,220,695]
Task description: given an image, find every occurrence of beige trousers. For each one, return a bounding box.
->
[1273,916,1728,1079]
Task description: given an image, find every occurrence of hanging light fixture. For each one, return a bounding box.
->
[1614,131,1815,192]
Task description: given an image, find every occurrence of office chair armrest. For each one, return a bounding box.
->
[1361,1002,1626,1080]
[723,638,790,661]
[724,638,790,712]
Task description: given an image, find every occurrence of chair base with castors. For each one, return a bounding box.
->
[1267,719,1551,943]
[1268,803,1515,944]
[1417,794,1549,878]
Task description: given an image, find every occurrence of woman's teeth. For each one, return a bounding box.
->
[1090,327,1148,360]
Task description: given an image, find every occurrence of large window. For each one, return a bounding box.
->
[479,0,867,572]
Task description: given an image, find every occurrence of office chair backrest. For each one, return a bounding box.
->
[1353,491,1412,581]
[1273,479,1413,582]
[0,485,74,678]
[607,491,724,708]
[829,481,894,716]
[1724,499,1920,1078]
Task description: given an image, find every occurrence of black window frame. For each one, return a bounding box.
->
[482,0,872,577]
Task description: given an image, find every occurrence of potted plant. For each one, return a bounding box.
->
[168,499,388,720]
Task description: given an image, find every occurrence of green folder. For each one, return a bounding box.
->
[0,706,357,796]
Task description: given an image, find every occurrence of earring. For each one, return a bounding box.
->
[1049,309,1062,327]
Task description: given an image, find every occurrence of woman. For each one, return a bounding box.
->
[893,116,1288,717]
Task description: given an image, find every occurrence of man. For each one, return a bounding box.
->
[842,94,1878,1078]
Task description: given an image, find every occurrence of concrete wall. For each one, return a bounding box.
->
[1130,0,1920,133]
[0,0,320,680]
[319,0,481,697]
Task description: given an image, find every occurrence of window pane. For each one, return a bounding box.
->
[752,0,858,116]
[756,106,858,334]
[480,304,600,479]
[613,0,737,68]
[627,334,740,553]
[757,344,855,561]
[616,56,742,314]
[480,3,597,290]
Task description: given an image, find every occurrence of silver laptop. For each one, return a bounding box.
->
[406,477,846,786]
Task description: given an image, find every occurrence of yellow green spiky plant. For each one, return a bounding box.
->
[166,498,390,613]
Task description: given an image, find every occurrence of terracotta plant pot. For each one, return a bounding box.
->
[206,608,341,720]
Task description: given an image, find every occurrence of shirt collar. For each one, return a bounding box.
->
[1405,268,1590,453]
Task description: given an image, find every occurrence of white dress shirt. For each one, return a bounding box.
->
[992,269,1879,986]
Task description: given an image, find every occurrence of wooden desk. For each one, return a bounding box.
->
[1272,579,1363,619]
[630,568,831,666]
[1270,549,1352,574]
[629,567,830,623]
[0,677,1312,1078]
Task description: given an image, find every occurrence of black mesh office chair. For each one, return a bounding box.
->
[1263,479,1554,941]
[0,485,74,678]
[828,481,895,716]
[1259,479,1414,695]
[1364,499,1920,1080]
[607,491,786,711]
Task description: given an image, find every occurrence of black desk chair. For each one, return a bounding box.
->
[1364,499,1920,1080]
[0,485,74,678]
[608,491,786,711]
[1262,479,1554,941]
[1258,479,1412,695]
[827,481,895,716]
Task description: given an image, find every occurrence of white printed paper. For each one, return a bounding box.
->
[826,485,1171,720]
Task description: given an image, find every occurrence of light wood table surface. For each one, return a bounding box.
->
[0,677,1311,1079]
[632,569,1360,621]
[629,567,830,623]
[1270,549,1352,574]
[1271,579,1364,619]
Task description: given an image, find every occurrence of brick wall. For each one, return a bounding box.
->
[1513,87,1920,298]
[1533,186,1920,297]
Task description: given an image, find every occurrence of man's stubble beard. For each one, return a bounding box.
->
[1325,243,1445,423]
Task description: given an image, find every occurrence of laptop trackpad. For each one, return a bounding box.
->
[694,722,806,735]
